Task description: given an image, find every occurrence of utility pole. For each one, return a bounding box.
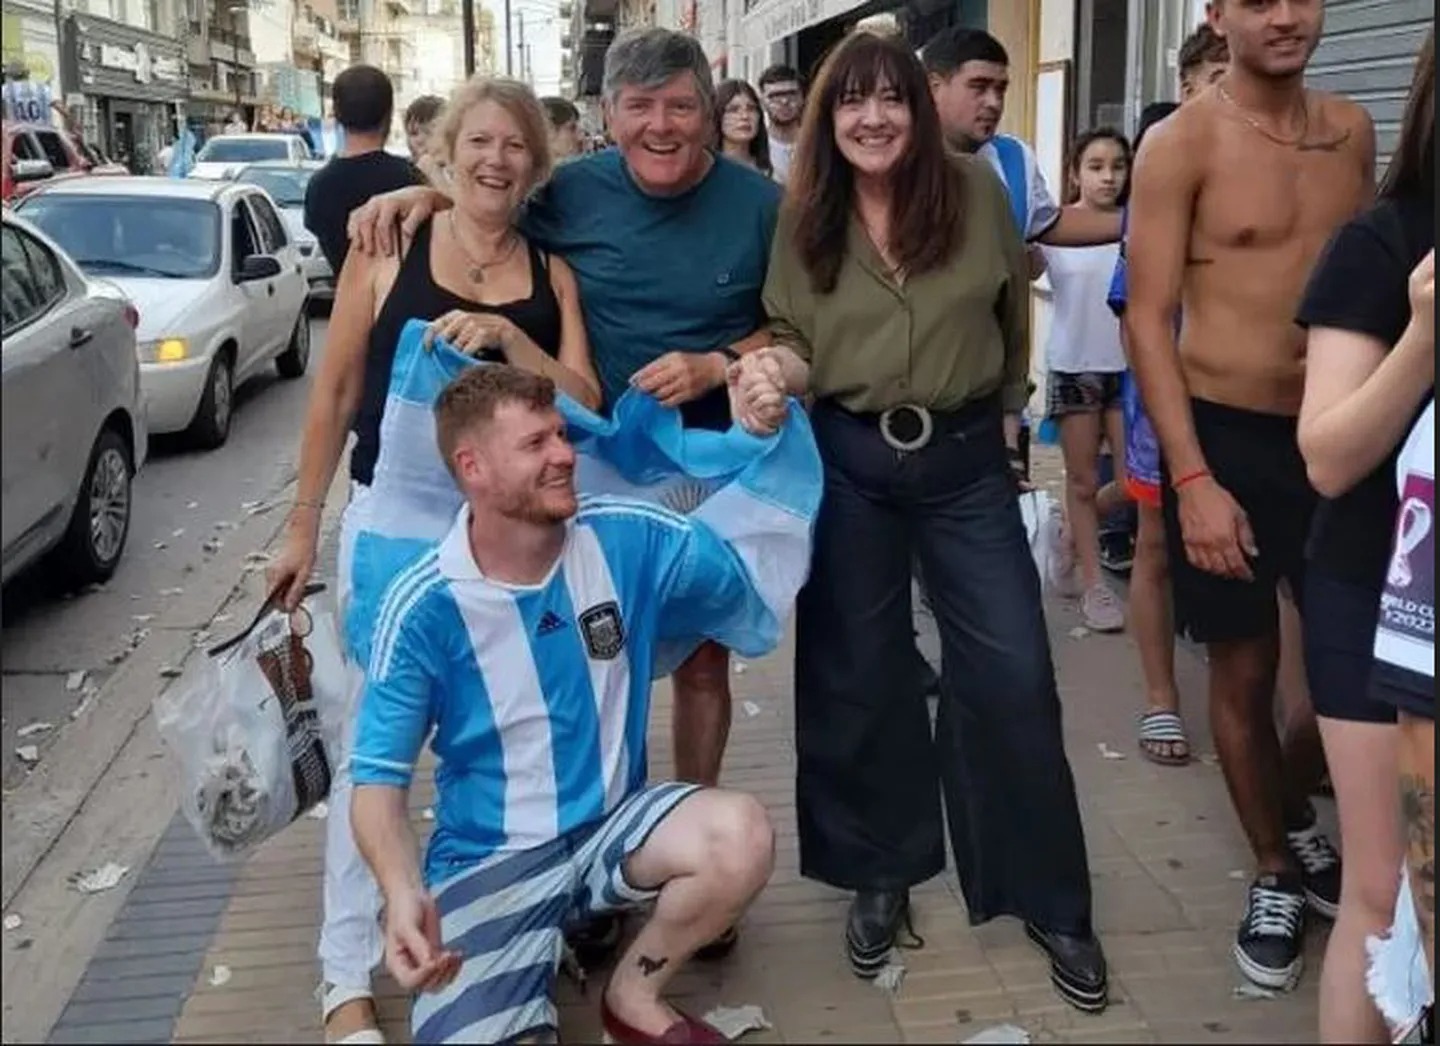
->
[516,10,525,82]
[462,0,476,76]
[504,0,513,74]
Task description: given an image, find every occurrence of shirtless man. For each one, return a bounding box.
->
[1125,0,1373,991]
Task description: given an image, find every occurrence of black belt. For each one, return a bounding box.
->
[825,394,1000,452]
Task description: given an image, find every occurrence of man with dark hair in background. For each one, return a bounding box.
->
[403,93,445,180]
[1178,22,1231,99]
[922,26,1123,251]
[756,64,803,182]
[304,65,424,278]
[540,95,582,162]
[1127,0,1371,992]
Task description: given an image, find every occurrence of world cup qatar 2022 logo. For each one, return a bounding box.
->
[1380,471,1435,650]
[1388,480,1434,590]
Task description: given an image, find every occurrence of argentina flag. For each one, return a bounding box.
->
[339,319,823,677]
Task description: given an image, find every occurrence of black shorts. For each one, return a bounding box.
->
[1161,399,1317,644]
[1373,665,1436,721]
[1303,571,1395,724]
[1046,371,1124,418]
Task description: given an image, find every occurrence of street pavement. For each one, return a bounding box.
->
[0,334,1326,1042]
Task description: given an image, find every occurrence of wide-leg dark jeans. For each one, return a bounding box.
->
[795,399,1094,935]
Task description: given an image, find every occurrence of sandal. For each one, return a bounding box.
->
[319,983,385,1045]
[1137,710,1191,767]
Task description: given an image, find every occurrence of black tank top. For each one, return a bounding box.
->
[350,218,563,486]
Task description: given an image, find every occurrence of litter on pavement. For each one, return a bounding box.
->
[70,862,129,894]
[1097,742,1127,761]
[701,1005,772,1040]
[208,964,232,987]
[15,746,39,765]
[65,671,87,692]
[16,722,53,739]
[3,913,22,931]
[963,1025,1031,1044]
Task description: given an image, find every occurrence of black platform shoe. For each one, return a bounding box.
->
[846,888,921,979]
[1024,922,1109,1013]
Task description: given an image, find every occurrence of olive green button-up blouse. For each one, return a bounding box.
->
[762,155,1031,415]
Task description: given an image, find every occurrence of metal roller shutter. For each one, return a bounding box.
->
[1307,0,1432,174]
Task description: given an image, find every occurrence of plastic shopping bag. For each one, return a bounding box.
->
[155,583,350,861]
[1018,488,1062,592]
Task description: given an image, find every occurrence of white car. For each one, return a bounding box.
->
[2,210,147,586]
[17,177,311,449]
[232,160,333,305]
[188,133,312,181]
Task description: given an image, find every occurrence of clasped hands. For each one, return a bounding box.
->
[632,348,789,437]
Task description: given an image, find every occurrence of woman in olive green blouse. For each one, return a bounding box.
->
[762,30,1107,1013]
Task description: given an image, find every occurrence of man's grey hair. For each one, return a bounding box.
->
[602,28,715,112]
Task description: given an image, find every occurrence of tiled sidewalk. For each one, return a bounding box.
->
[50,597,1325,1045]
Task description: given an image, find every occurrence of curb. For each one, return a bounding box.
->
[1,477,346,912]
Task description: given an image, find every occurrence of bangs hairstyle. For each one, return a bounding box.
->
[1380,27,1434,203]
[715,79,772,175]
[787,30,964,295]
[433,77,553,191]
[1063,127,1132,205]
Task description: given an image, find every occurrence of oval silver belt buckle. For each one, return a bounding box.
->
[879,405,933,452]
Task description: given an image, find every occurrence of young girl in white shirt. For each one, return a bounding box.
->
[1043,128,1132,633]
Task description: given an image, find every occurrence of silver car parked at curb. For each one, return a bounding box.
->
[1,210,148,587]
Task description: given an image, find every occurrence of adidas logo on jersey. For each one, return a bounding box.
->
[536,610,567,636]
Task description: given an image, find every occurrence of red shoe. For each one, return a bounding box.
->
[599,995,727,1044]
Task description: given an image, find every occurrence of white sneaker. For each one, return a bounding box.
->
[1081,584,1126,632]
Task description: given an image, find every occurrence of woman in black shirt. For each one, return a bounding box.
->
[1295,29,1434,1045]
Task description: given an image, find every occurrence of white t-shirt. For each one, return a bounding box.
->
[977,135,1061,242]
[1374,398,1435,681]
[1040,242,1125,374]
[769,136,795,184]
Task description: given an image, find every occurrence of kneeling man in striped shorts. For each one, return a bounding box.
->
[349,361,792,1044]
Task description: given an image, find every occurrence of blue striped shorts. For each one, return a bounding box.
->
[411,781,701,1044]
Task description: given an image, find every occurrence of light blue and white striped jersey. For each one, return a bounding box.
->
[352,496,774,885]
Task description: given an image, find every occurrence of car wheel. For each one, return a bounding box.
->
[53,428,132,587]
[276,312,311,379]
[189,353,233,449]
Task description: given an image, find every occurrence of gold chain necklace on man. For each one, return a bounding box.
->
[448,212,520,284]
[1217,83,1311,148]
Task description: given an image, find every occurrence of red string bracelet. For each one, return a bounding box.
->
[1172,468,1212,492]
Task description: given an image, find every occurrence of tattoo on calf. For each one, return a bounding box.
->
[637,955,668,977]
[1401,774,1436,931]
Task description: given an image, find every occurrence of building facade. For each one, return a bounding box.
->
[61,11,188,169]
[183,0,258,133]
[3,0,65,114]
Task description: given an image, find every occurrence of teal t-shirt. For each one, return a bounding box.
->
[521,149,781,425]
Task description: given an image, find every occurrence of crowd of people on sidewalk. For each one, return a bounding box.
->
[251,2,1433,1043]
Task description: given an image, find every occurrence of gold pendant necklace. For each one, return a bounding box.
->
[1217,84,1311,148]
[449,212,519,284]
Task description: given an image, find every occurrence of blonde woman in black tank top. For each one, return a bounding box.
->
[268,77,601,1046]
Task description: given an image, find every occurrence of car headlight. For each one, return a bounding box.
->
[140,337,190,363]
